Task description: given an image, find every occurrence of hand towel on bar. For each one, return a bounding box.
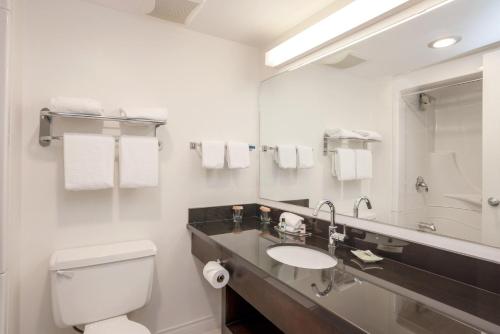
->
[120,107,168,121]
[333,148,356,181]
[352,130,382,141]
[226,141,250,169]
[355,149,372,179]
[51,97,103,115]
[63,133,115,190]
[274,145,297,169]
[325,128,364,139]
[202,141,225,169]
[119,135,159,188]
[296,145,314,169]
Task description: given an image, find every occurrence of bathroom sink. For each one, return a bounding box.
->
[266,244,338,269]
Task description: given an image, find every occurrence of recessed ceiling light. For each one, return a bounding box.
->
[428,36,461,49]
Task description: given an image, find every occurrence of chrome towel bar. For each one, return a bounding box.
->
[189,142,256,151]
[323,134,379,155]
[38,108,165,149]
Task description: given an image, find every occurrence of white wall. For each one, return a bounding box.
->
[12,0,260,333]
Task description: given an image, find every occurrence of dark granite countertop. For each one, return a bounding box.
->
[188,217,500,334]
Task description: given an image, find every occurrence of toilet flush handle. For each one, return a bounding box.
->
[56,270,75,279]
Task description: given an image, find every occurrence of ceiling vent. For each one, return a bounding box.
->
[148,0,205,25]
[321,51,366,69]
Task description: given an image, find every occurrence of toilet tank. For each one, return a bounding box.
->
[49,240,157,328]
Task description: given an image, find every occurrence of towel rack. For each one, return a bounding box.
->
[261,145,314,152]
[323,134,379,155]
[39,108,166,149]
[189,142,256,151]
[261,145,277,152]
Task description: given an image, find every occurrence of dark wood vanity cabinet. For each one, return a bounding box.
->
[191,233,362,334]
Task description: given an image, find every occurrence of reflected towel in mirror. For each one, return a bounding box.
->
[297,145,314,168]
[352,130,382,141]
[355,149,372,179]
[332,148,356,181]
[325,128,364,139]
[274,145,297,169]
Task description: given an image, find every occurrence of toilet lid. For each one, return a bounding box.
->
[84,316,150,334]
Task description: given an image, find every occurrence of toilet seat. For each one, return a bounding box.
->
[84,316,150,334]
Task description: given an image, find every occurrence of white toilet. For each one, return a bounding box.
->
[49,240,157,334]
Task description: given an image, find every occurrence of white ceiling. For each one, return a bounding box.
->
[187,0,340,47]
[84,0,156,14]
[318,0,500,78]
[83,0,340,48]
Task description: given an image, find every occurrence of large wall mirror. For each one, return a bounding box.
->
[259,0,500,247]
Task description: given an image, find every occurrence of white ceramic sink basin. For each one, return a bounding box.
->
[266,244,338,269]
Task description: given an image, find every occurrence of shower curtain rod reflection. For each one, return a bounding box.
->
[401,77,483,97]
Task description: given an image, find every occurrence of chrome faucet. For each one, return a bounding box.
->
[353,196,372,218]
[415,176,429,192]
[312,200,346,248]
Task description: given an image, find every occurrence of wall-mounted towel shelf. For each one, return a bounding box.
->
[39,108,166,149]
[189,142,256,151]
[323,134,380,155]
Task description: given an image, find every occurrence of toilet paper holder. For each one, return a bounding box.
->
[215,259,226,282]
[204,259,230,289]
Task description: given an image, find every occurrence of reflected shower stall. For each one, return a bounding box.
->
[398,74,483,242]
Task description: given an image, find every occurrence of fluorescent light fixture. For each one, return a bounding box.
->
[428,36,461,48]
[282,0,456,72]
[265,0,410,67]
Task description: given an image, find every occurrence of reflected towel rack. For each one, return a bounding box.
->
[323,134,380,155]
[261,145,310,152]
[261,145,277,152]
[39,108,166,149]
[190,142,256,151]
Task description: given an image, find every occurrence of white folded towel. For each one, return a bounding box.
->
[355,149,372,179]
[333,148,356,181]
[274,145,297,169]
[119,135,159,188]
[226,141,250,169]
[325,128,364,139]
[120,107,168,121]
[352,130,382,141]
[51,97,103,115]
[285,225,300,233]
[201,141,225,169]
[296,145,314,169]
[63,133,115,190]
[279,212,304,229]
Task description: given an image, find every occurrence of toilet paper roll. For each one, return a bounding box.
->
[203,261,229,289]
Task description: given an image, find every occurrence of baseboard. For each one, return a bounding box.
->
[156,315,219,334]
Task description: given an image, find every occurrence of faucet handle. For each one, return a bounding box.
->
[333,232,347,242]
[329,225,347,243]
